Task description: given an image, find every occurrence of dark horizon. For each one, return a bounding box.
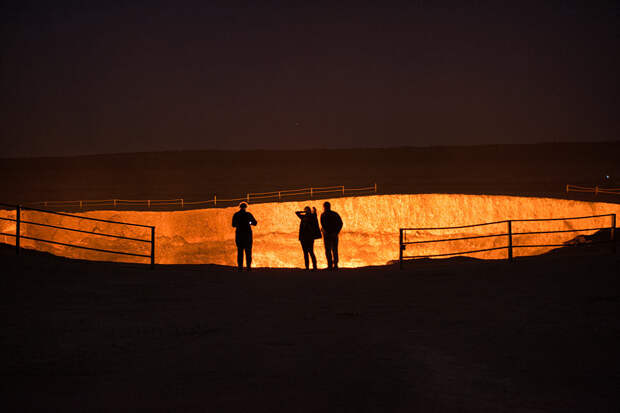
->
[2,141,618,206]
[1,139,619,161]
[2,1,618,158]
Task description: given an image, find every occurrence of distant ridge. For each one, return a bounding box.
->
[1,142,618,205]
[2,141,619,161]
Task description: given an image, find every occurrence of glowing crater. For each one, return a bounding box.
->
[1,194,618,268]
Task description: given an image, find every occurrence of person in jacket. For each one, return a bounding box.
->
[320,201,343,270]
[232,202,257,271]
[295,206,320,270]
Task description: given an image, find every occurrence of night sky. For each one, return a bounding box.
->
[1,1,618,158]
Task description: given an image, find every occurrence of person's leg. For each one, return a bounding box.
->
[332,236,339,269]
[245,235,253,270]
[246,246,252,269]
[235,234,244,271]
[309,239,317,270]
[245,240,252,271]
[324,236,333,269]
[301,241,310,269]
[237,246,244,270]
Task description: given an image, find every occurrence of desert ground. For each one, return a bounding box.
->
[2,243,619,412]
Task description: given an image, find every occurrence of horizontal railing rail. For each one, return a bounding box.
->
[406,246,509,259]
[16,235,152,259]
[13,183,378,212]
[566,184,620,195]
[0,203,155,268]
[402,219,510,231]
[404,232,509,245]
[399,214,616,269]
[510,213,616,222]
[14,204,154,227]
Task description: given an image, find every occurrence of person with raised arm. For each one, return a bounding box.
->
[295,206,321,271]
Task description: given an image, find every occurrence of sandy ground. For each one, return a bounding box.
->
[2,244,619,412]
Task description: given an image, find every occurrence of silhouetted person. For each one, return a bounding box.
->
[295,206,321,270]
[232,202,257,271]
[320,201,343,270]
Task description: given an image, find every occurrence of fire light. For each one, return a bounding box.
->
[0,194,618,268]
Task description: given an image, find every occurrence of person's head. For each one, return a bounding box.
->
[323,201,331,212]
[239,202,247,210]
[304,206,311,214]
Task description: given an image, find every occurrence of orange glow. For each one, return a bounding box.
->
[1,194,618,268]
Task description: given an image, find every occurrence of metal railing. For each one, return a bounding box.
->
[399,214,616,269]
[24,183,378,211]
[566,184,620,196]
[0,203,156,269]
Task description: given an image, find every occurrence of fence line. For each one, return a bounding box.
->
[399,214,616,269]
[0,203,156,268]
[19,183,378,211]
[566,184,620,196]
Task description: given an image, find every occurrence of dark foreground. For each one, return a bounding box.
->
[2,247,619,412]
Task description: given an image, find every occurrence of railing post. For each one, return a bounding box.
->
[16,205,20,255]
[611,214,616,254]
[595,186,598,196]
[565,184,568,193]
[374,183,377,193]
[342,186,345,196]
[247,194,250,202]
[80,200,83,209]
[399,229,404,270]
[150,226,155,270]
[507,220,513,262]
[180,199,184,208]
[278,191,281,201]
[214,195,217,207]
[148,200,151,208]
[310,187,313,199]
[114,199,117,208]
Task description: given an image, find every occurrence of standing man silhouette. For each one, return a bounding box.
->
[232,202,257,271]
[320,201,343,270]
